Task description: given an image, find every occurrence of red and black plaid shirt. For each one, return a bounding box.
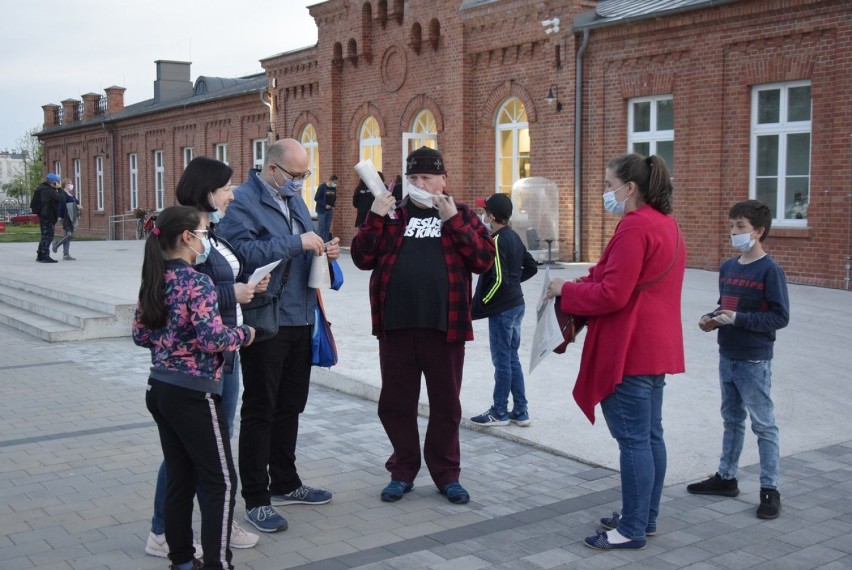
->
[351,197,495,342]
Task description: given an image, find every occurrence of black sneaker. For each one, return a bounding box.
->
[686,473,740,497]
[39,257,59,263]
[757,488,781,519]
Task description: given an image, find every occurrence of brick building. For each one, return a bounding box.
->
[36,0,852,289]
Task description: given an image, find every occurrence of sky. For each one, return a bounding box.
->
[0,0,319,152]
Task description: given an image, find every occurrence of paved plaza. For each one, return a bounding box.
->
[0,240,851,569]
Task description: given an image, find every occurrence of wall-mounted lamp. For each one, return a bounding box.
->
[541,17,560,35]
[267,124,273,134]
[545,84,563,112]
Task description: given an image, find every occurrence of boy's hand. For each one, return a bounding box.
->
[699,315,718,332]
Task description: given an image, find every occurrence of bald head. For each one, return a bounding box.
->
[261,138,310,186]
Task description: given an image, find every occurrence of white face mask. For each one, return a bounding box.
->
[602,182,629,216]
[407,185,434,208]
[731,232,756,253]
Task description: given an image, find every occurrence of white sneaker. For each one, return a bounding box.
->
[230,521,260,549]
[144,531,203,558]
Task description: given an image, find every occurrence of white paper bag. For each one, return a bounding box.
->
[308,253,330,289]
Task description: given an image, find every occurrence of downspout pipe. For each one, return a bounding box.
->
[573,28,590,262]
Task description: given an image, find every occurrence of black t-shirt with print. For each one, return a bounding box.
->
[383,204,449,332]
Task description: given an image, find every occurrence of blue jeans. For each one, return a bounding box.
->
[718,356,779,489]
[151,355,241,534]
[316,209,334,241]
[600,374,667,540]
[488,304,526,415]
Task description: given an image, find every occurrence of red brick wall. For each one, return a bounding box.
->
[579,0,851,288]
[38,0,852,288]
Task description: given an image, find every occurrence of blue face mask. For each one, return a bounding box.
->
[208,209,223,224]
[190,233,212,264]
[278,178,303,198]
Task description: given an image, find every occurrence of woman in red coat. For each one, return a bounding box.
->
[547,153,686,551]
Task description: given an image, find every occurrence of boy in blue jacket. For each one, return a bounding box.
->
[687,199,789,520]
[470,193,538,427]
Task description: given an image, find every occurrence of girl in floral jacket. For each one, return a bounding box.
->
[134,205,255,570]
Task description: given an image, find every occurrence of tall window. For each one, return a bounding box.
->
[73,159,82,207]
[183,147,194,169]
[628,95,674,174]
[154,150,165,210]
[53,161,61,178]
[359,116,382,170]
[95,156,104,211]
[751,81,811,223]
[301,125,319,213]
[252,139,267,169]
[129,153,138,210]
[403,110,438,194]
[495,98,529,194]
[215,143,228,165]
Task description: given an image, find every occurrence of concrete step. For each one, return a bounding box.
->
[0,279,134,342]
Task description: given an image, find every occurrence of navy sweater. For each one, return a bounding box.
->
[713,254,790,360]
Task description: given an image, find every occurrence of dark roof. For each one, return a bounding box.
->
[38,73,267,136]
[573,0,743,31]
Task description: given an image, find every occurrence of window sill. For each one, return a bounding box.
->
[771,226,812,239]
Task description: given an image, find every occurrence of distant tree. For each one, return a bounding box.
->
[4,128,45,204]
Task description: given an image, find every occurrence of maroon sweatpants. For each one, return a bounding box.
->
[378,328,465,488]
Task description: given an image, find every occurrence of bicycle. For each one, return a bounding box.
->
[135,209,157,240]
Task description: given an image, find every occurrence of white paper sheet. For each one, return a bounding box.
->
[529,266,565,375]
[248,260,281,287]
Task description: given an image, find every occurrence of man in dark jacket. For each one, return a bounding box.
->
[470,193,538,427]
[35,173,62,263]
[313,174,338,241]
[216,138,340,534]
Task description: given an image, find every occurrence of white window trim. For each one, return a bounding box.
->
[494,99,529,194]
[129,153,138,210]
[359,117,382,169]
[96,156,104,211]
[183,147,194,169]
[252,139,267,169]
[154,150,165,211]
[53,161,61,178]
[627,95,674,159]
[73,159,82,207]
[215,143,229,165]
[749,80,811,227]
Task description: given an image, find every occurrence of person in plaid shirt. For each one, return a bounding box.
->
[351,146,494,506]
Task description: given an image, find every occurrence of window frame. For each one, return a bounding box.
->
[129,153,138,211]
[627,95,675,175]
[154,150,165,211]
[95,156,104,211]
[300,126,319,214]
[73,159,82,207]
[749,80,812,226]
[359,116,383,170]
[183,147,194,169]
[215,143,228,165]
[252,139,267,170]
[494,97,530,195]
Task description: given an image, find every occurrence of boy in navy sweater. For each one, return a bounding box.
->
[687,200,789,519]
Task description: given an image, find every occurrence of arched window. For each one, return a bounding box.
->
[301,124,319,213]
[359,116,382,170]
[495,97,530,194]
[402,110,438,195]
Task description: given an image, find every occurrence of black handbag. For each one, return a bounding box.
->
[241,291,278,343]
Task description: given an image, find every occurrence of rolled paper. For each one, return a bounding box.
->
[355,159,397,219]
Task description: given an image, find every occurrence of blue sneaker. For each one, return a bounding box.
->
[470,408,509,426]
[244,505,288,533]
[509,410,531,427]
[381,480,414,502]
[271,485,332,506]
[440,481,470,504]
[584,529,646,550]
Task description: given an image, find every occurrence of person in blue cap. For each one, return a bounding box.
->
[34,173,63,263]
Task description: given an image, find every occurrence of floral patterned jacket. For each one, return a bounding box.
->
[133,259,251,395]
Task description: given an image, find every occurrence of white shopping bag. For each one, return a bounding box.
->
[529,266,564,374]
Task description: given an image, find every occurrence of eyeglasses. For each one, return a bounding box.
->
[191,229,209,239]
[274,164,311,182]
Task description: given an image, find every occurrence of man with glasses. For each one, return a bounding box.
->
[216,138,341,533]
